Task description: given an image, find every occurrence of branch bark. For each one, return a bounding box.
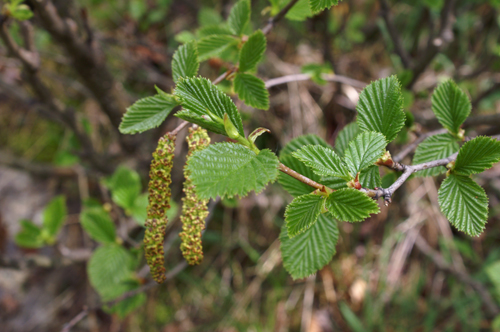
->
[379,0,412,68]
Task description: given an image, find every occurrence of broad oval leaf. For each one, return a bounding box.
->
[119,94,178,134]
[335,122,360,158]
[309,0,339,13]
[293,145,350,180]
[285,193,325,237]
[438,174,488,236]
[431,80,471,135]
[104,166,142,210]
[172,41,199,83]
[175,110,226,135]
[228,0,251,36]
[453,136,500,175]
[280,213,339,279]
[413,133,460,177]
[286,0,313,21]
[326,188,380,222]
[280,134,331,157]
[42,195,67,236]
[320,176,349,190]
[187,143,279,199]
[234,73,270,110]
[356,76,405,142]
[344,131,386,176]
[197,35,238,61]
[174,77,244,136]
[359,165,381,189]
[239,30,266,73]
[15,220,43,248]
[80,207,117,244]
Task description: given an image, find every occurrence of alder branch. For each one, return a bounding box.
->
[393,128,448,163]
[278,163,325,191]
[262,0,300,35]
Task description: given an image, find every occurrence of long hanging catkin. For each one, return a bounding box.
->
[144,133,176,283]
[179,127,210,265]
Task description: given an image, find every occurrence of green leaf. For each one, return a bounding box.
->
[104,166,142,210]
[104,280,146,318]
[326,188,380,222]
[293,145,351,180]
[197,24,233,38]
[280,134,331,157]
[280,213,339,279]
[187,143,279,199]
[320,176,349,190]
[279,155,319,197]
[87,244,135,301]
[15,220,43,248]
[171,41,199,83]
[42,195,67,237]
[359,165,381,189]
[413,133,460,177]
[175,110,226,135]
[309,0,339,13]
[174,77,244,136]
[11,4,33,21]
[197,35,238,61]
[228,0,251,36]
[453,136,500,175]
[80,207,117,244]
[198,7,223,26]
[356,76,405,142]
[344,132,386,176]
[286,0,313,21]
[438,174,488,236]
[239,30,266,73]
[431,80,471,135]
[119,94,178,134]
[234,73,270,110]
[285,194,325,237]
[335,122,360,158]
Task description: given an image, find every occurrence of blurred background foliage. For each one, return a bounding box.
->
[1,0,500,331]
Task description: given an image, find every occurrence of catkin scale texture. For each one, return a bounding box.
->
[180,127,210,265]
[144,133,175,283]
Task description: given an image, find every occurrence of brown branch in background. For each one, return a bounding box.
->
[0,151,77,177]
[265,73,367,89]
[414,234,500,317]
[379,0,412,68]
[408,0,456,87]
[262,0,300,35]
[28,0,136,151]
[393,128,448,163]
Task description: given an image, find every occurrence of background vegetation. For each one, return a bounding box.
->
[1,0,500,331]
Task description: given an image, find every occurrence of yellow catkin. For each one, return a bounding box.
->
[179,127,210,265]
[144,133,175,283]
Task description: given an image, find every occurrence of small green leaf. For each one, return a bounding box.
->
[172,41,199,83]
[279,155,320,197]
[175,110,226,135]
[15,220,43,248]
[359,165,381,189]
[438,174,488,236]
[280,134,331,157]
[87,244,135,301]
[198,7,223,26]
[285,194,325,237]
[413,133,460,177]
[344,132,386,176]
[187,143,279,199]
[453,136,500,175]
[239,30,266,73]
[197,24,233,38]
[334,122,360,158]
[320,176,349,190]
[293,145,351,180]
[356,76,405,142]
[42,196,67,237]
[234,73,270,110]
[104,280,146,318]
[80,207,117,244]
[309,0,339,13]
[280,213,339,279]
[197,35,238,61]
[286,0,313,21]
[104,166,142,210]
[129,194,148,226]
[228,0,251,36]
[431,80,471,135]
[326,188,380,222]
[119,94,178,134]
[174,77,244,136]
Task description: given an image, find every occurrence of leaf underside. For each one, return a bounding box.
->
[278,154,320,197]
[326,188,380,222]
[197,35,238,61]
[309,0,340,13]
[280,134,331,157]
[285,193,325,237]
